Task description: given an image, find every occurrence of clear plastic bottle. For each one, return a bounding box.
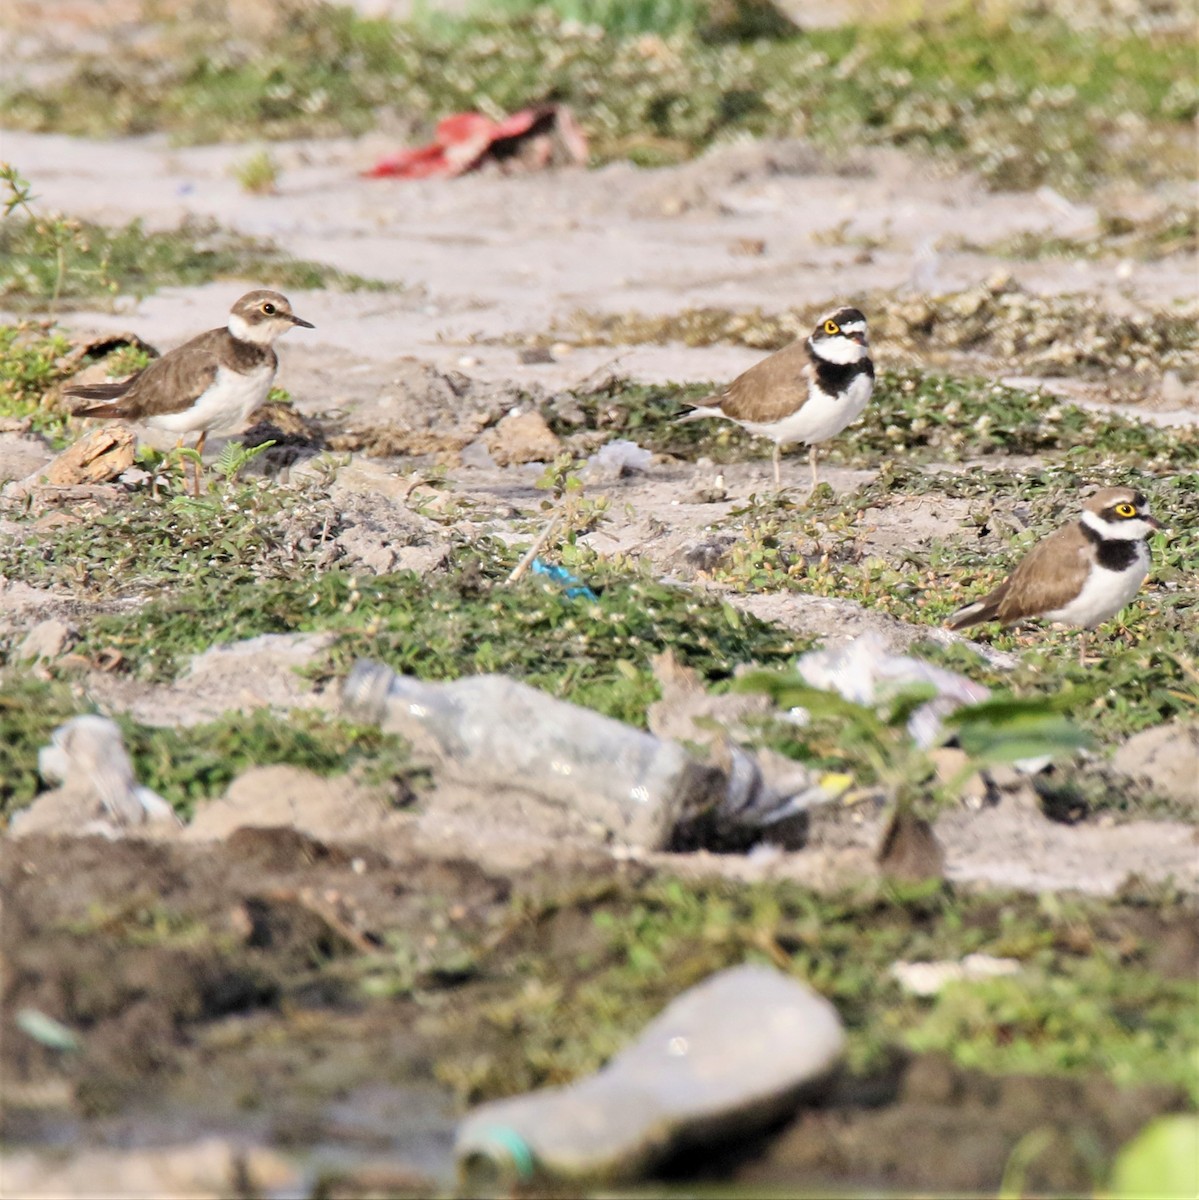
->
[341,660,728,851]
[454,964,845,1192]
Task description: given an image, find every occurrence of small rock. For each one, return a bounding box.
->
[1112,722,1199,810]
[485,409,562,466]
[890,954,1023,998]
[16,618,75,663]
[44,426,137,486]
[929,747,987,806]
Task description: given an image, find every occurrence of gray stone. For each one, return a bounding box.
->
[16,617,74,662]
[1112,723,1199,809]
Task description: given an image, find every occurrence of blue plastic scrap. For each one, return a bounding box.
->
[530,558,598,601]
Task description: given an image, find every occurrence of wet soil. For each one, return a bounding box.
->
[4,830,1193,1196]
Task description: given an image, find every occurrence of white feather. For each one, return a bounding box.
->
[1043,541,1150,628]
[810,336,868,366]
[146,362,275,435]
[1080,509,1156,542]
[737,370,874,447]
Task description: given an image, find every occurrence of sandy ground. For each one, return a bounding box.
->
[2,126,1197,895]
[3,121,1198,1195]
[5,128,1198,400]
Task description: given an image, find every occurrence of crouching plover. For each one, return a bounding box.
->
[947,487,1162,664]
[65,289,313,495]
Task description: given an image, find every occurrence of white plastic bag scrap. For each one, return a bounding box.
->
[792,633,990,749]
[39,714,177,827]
[584,439,653,481]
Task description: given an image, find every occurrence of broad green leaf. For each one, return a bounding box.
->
[1107,1114,1199,1199]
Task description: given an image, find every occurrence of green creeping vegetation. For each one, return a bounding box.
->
[1,3,1195,191]
[558,289,1199,383]
[0,674,414,821]
[0,476,802,719]
[0,323,76,442]
[0,475,314,600]
[551,370,1199,469]
[0,215,391,312]
[392,874,1199,1108]
[700,465,1199,749]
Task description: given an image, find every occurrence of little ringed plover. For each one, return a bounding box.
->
[678,306,874,490]
[946,486,1161,664]
[65,289,313,494]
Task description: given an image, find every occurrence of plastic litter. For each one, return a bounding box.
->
[455,963,845,1191]
[791,632,990,749]
[341,661,838,851]
[16,1008,81,1053]
[584,438,654,482]
[890,954,1023,997]
[365,104,588,179]
[529,557,598,601]
[36,714,176,828]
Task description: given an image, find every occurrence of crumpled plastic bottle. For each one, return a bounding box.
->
[454,963,845,1192]
[341,660,834,852]
[341,660,728,850]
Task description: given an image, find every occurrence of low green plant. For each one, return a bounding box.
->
[735,669,1090,807]
[49,539,803,722]
[429,873,1199,1105]
[0,671,414,820]
[0,323,76,442]
[0,210,392,311]
[2,4,1193,190]
[1,163,118,312]
[232,149,280,194]
[1106,1114,1199,1199]
[0,475,309,601]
